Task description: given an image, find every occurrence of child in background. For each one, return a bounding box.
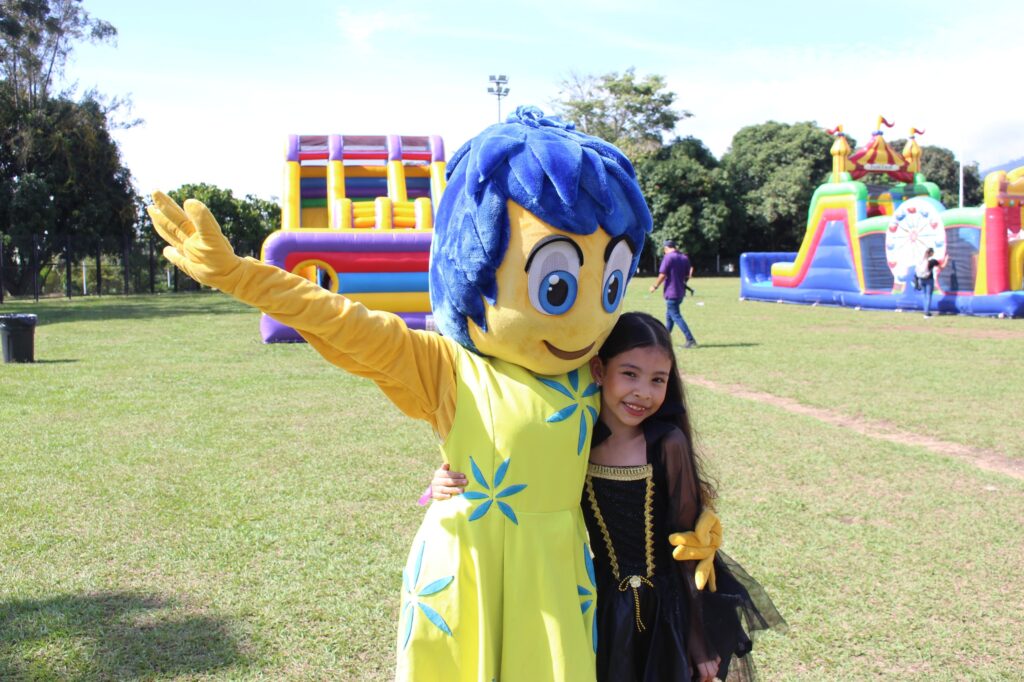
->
[432,312,785,681]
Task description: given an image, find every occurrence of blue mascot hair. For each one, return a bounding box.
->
[429,105,653,351]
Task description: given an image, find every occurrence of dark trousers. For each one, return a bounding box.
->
[664,298,695,342]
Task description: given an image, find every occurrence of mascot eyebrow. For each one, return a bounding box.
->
[524,234,637,272]
[525,236,585,271]
[604,235,635,262]
[429,106,650,352]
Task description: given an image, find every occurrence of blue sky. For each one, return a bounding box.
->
[69,0,1023,200]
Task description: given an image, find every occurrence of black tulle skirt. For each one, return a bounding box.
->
[594,553,787,682]
[595,572,691,682]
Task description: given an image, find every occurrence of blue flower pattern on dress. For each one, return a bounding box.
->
[401,541,454,649]
[576,543,598,652]
[538,368,599,455]
[463,456,527,524]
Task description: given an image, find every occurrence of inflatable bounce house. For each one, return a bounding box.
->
[259,134,446,342]
[740,118,1024,317]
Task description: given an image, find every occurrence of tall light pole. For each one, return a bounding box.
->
[958,150,965,208]
[487,74,509,123]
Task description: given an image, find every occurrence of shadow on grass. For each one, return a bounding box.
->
[1,293,250,325]
[21,359,81,365]
[0,591,250,680]
[679,343,761,349]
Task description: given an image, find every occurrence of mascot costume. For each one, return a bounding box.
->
[149,106,652,681]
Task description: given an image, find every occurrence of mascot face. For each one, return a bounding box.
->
[428,106,652,377]
[468,202,633,375]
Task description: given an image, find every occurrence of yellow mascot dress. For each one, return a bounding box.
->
[149,106,652,681]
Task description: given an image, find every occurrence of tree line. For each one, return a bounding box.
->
[553,69,984,272]
[0,0,277,296]
[1,2,986,297]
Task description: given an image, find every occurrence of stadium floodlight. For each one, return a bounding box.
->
[487,74,510,123]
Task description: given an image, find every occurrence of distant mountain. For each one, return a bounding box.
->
[981,157,1024,175]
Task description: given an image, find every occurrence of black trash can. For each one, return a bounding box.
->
[0,313,38,363]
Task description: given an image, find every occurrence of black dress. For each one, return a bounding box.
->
[582,414,786,682]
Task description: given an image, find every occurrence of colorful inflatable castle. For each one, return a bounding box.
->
[260,134,446,342]
[740,118,1024,317]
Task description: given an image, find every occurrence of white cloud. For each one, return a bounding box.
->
[336,8,397,50]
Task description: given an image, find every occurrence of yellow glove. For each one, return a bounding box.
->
[147,191,243,291]
[668,509,722,592]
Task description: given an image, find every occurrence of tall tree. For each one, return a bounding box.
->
[554,68,690,159]
[720,121,834,252]
[635,137,736,269]
[0,2,136,295]
[0,0,116,110]
[0,85,137,294]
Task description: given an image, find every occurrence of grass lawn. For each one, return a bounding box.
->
[2,281,1022,680]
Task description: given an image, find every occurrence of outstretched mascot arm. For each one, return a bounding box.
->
[148,192,457,435]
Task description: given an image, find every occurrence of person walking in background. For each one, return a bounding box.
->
[916,247,944,318]
[650,239,697,348]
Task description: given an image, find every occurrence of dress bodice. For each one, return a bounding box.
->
[582,462,676,585]
[443,348,602,513]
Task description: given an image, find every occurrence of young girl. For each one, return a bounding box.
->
[432,312,784,681]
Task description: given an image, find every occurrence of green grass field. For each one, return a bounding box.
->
[2,280,1022,680]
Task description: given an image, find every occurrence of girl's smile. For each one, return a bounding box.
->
[622,400,650,418]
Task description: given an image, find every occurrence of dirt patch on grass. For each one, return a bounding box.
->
[685,375,1024,480]
[885,325,1024,341]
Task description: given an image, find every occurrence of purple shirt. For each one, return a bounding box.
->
[658,251,691,299]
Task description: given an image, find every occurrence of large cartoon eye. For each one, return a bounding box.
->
[601,239,634,313]
[526,237,582,316]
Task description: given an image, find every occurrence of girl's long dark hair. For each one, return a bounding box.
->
[597,311,717,508]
